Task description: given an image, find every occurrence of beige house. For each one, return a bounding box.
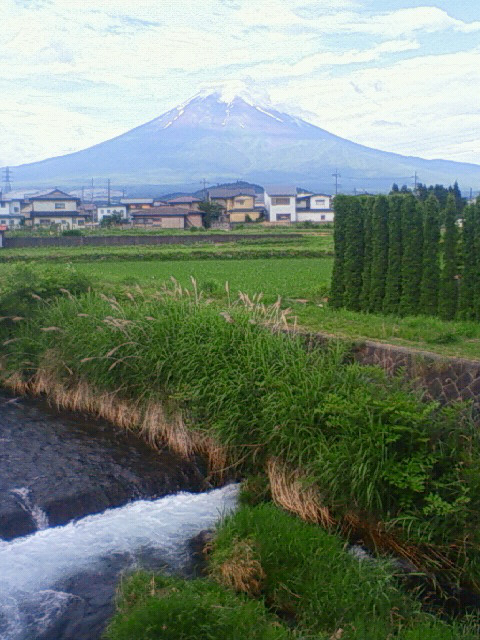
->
[130,206,203,228]
[166,196,202,211]
[208,187,260,222]
[24,189,86,229]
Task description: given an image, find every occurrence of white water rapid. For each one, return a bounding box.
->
[0,484,239,640]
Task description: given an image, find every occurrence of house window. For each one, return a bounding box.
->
[272,197,290,205]
[315,199,327,207]
[39,219,50,224]
[277,214,291,221]
[13,207,19,212]
[236,199,246,205]
[77,220,85,226]
[107,209,111,213]
[0,219,6,224]
[61,220,67,225]
[55,203,66,209]
[321,215,325,220]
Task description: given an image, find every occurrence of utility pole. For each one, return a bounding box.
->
[411,171,419,192]
[201,178,208,200]
[2,167,12,194]
[332,169,341,196]
[81,186,85,203]
[90,178,94,203]
[107,178,111,205]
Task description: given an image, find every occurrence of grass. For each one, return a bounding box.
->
[104,572,292,640]
[2,271,480,586]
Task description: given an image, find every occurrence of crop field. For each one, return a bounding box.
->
[1,225,479,359]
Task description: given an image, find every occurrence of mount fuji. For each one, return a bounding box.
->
[7,91,480,194]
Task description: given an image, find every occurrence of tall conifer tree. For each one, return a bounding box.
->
[329,195,349,307]
[369,195,389,312]
[439,194,458,320]
[399,195,423,316]
[383,195,403,314]
[360,197,374,311]
[343,198,364,311]
[419,195,441,315]
[457,204,476,319]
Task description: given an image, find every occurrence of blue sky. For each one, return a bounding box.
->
[1,0,479,167]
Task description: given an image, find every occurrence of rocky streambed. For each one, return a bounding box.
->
[0,391,238,639]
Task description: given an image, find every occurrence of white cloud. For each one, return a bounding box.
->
[0,0,479,166]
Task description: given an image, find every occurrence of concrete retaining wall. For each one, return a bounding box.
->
[3,233,299,249]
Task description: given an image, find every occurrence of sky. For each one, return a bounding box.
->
[1,0,479,167]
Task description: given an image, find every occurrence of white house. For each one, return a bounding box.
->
[0,213,25,227]
[296,192,334,223]
[264,185,297,222]
[24,189,87,229]
[97,204,128,222]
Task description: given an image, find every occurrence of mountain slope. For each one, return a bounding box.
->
[8,92,480,193]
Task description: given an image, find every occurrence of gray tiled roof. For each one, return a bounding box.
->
[130,206,202,217]
[264,185,297,196]
[208,187,256,198]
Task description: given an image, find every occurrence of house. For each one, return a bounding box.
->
[24,189,86,229]
[130,206,203,229]
[166,196,202,211]
[120,198,154,216]
[97,203,128,223]
[264,185,297,222]
[207,187,260,222]
[0,213,25,228]
[296,192,334,223]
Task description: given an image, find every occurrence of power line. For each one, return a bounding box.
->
[2,167,12,194]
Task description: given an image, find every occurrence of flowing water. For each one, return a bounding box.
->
[0,392,238,639]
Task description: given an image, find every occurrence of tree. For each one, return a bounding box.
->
[369,195,389,312]
[399,195,423,316]
[383,195,403,314]
[439,194,458,320]
[100,212,123,227]
[360,197,374,311]
[329,195,349,308]
[343,198,364,311]
[419,195,441,315]
[457,204,476,319]
[198,200,223,228]
[390,183,399,194]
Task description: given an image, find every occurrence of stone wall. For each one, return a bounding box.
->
[3,232,298,249]
[303,332,480,420]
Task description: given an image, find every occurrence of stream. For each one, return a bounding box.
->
[0,392,238,639]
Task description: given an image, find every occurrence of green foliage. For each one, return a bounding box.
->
[62,228,83,236]
[360,197,374,311]
[343,197,364,311]
[419,195,441,316]
[383,194,403,314]
[369,195,389,312]
[330,195,349,307]
[198,200,223,228]
[399,195,423,316]
[100,212,124,227]
[439,194,459,320]
[105,572,291,640]
[0,264,92,318]
[211,503,416,639]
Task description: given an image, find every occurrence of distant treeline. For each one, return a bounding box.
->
[330,192,479,320]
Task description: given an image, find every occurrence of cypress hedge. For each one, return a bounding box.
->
[332,192,479,320]
[419,195,441,316]
[439,194,459,320]
[383,194,403,314]
[369,195,389,312]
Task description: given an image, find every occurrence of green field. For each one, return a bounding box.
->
[1,226,479,359]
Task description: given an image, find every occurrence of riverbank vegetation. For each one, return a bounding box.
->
[106,502,480,639]
[1,269,480,590]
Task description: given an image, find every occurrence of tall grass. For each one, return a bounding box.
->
[1,271,480,585]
